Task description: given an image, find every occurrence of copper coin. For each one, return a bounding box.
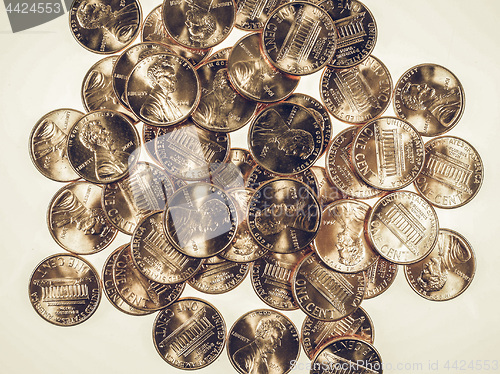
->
[234,0,289,31]
[162,0,236,49]
[367,190,439,265]
[352,117,425,190]
[301,307,374,359]
[29,108,83,182]
[248,178,321,253]
[251,247,310,310]
[405,228,476,301]
[320,55,392,124]
[113,244,185,311]
[318,0,377,68]
[28,253,101,326]
[363,256,398,299]
[311,337,383,374]
[153,297,226,369]
[67,110,140,184]
[69,0,141,54]
[131,212,202,284]
[414,136,483,209]
[102,161,175,235]
[47,181,117,255]
[325,126,384,199]
[309,166,348,208]
[163,182,238,258]
[188,259,249,294]
[211,148,257,190]
[249,102,323,175]
[315,200,379,273]
[394,63,465,137]
[207,46,232,61]
[227,32,300,103]
[292,253,365,321]
[227,309,300,374]
[262,1,337,75]
[142,123,162,164]
[155,119,229,180]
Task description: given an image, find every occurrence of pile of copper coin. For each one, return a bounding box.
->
[28,0,483,372]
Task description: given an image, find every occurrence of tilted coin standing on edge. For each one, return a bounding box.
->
[414,136,483,209]
[29,253,101,326]
[227,309,300,374]
[29,108,83,182]
[188,259,249,294]
[394,63,465,137]
[405,228,476,301]
[153,298,226,370]
[363,256,398,299]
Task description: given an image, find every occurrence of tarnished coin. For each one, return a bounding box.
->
[29,108,83,182]
[315,200,379,273]
[318,0,377,68]
[310,166,348,208]
[153,298,226,369]
[414,136,483,209]
[321,55,392,124]
[102,161,175,235]
[188,259,249,294]
[131,212,202,284]
[29,253,101,326]
[352,117,425,190]
[67,110,140,184]
[227,32,300,103]
[211,148,257,190]
[162,0,236,49]
[234,0,289,31]
[301,307,374,359]
[246,165,319,196]
[292,253,365,321]
[405,228,476,301]
[227,309,300,374]
[249,102,323,175]
[367,190,439,265]
[251,248,310,310]
[262,1,337,75]
[163,182,238,258]
[113,245,185,311]
[325,126,384,199]
[47,181,117,255]
[69,0,141,54]
[394,63,465,137]
[248,178,321,253]
[155,119,229,180]
[363,256,398,299]
[311,337,383,374]
[207,46,232,61]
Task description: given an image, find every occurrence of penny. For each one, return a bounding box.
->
[163,182,238,258]
[227,32,300,103]
[67,110,141,184]
[102,161,175,235]
[405,228,476,301]
[207,46,232,61]
[47,181,117,255]
[142,124,162,164]
[292,253,365,321]
[227,309,300,374]
[153,298,226,369]
[301,307,374,359]
[113,245,185,311]
[155,119,229,180]
[363,256,398,299]
[311,337,383,374]
[309,166,348,208]
[188,259,249,294]
[262,1,337,75]
[248,102,323,175]
[320,55,392,124]
[162,0,236,49]
[234,0,289,31]
[29,108,83,182]
[131,212,202,284]
[192,59,258,132]
[352,116,425,191]
[211,148,257,190]
[28,253,101,326]
[414,136,483,209]
[315,200,379,273]
[69,0,141,54]
[394,63,465,137]
[318,0,377,68]
[248,178,321,253]
[367,190,439,265]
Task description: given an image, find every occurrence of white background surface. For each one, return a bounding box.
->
[0,0,499,373]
